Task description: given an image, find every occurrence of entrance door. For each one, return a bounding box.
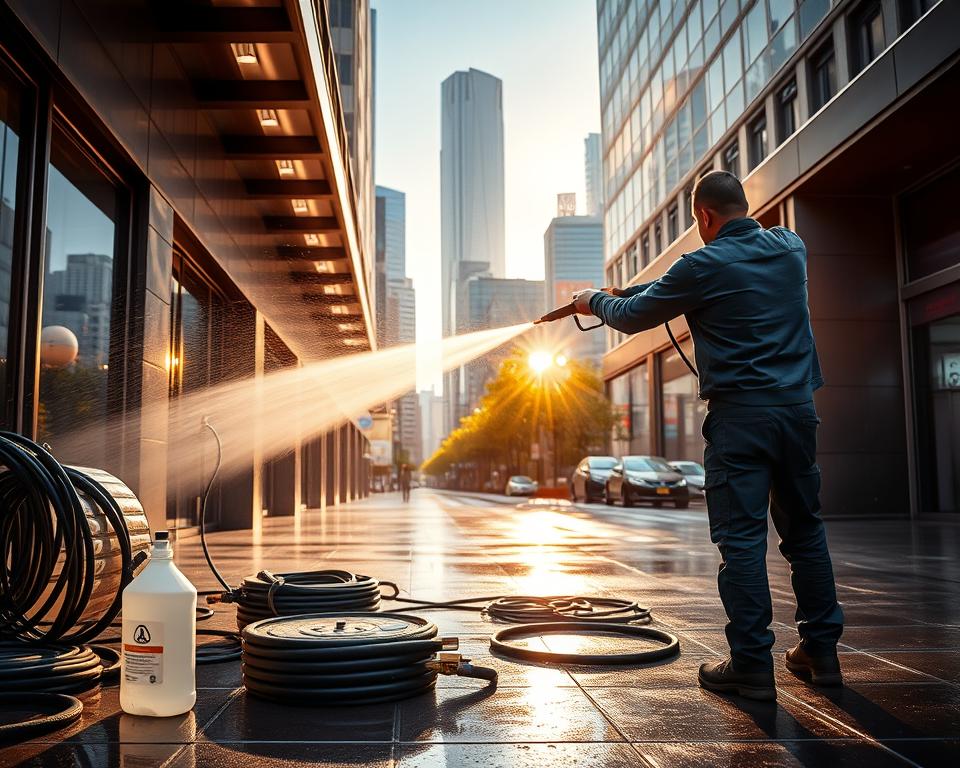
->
[915,313,960,513]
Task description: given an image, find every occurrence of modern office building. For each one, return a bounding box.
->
[330,0,375,295]
[595,0,959,517]
[0,0,378,537]
[419,388,445,464]
[374,185,406,345]
[544,211,606,364]
[461,277,545,414]
[374,183,418,464]
[440,67,506,431]
[585,132,605,216]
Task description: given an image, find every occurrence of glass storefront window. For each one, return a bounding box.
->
[610,372,631,458]
[38,123,120,467]
[0,67,22,428]
[630,363,651,454]
[660,337,706,463]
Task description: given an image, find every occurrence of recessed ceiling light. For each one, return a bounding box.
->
[258,109,279,127]
[323,284,354,295]
[276,159,295,177]
[292,199,309,214]
[343,338,365,346]
[233,43,258,65]
[304,233,320,246]
[330,305,351,315]
[338,322,361,332]
[314,260,338,273]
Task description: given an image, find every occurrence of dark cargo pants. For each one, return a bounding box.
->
[702,400,844,671]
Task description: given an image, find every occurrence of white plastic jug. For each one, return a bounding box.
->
[120,531,197,716]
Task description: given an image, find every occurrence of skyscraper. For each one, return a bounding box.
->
[584,133,604,217]
[373,186,419,466]
[330,0,375,303]
[440,67,505,333]
[543,214,604,363]
[440,68,505,430]
[375,186,406,348]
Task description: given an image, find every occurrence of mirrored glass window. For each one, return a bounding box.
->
[0,68,22,427]
[38,123,120,466]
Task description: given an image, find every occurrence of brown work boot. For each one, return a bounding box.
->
[785,642,843,686]
[698,658,777,701]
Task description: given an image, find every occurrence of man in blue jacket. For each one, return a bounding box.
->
[573,171,843,701]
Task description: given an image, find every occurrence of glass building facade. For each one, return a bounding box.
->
[597,0,834,264]
[595,0,960,517]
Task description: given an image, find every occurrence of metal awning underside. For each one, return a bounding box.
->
[156,0,374,358]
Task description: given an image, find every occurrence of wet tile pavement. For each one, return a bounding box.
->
[5,491,960,766]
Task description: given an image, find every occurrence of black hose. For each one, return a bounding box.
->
[0,693,83,743]
[490,622,680,665]
[0,641,104,694]
[665,321,698,378]
[385,593,651,624]
[0,432,139,644]
[228,570,383,628]
[240,612,497,705]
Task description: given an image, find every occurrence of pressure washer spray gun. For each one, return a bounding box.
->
[534,292,700,379]
[534,302,605,331]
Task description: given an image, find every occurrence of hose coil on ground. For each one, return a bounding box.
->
[241,612,452,705]
[228,570,383,628]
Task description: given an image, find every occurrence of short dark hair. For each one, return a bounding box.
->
[693,170,749,216]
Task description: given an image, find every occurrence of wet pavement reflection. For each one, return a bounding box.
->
[4,490,959,766]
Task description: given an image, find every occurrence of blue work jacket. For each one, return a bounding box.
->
[589,217,823,405]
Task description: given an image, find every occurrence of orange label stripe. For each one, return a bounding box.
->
[123,644,164,653]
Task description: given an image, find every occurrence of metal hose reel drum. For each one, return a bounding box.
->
[0,431,152,644]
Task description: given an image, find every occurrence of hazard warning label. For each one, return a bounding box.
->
[123,620,164,684]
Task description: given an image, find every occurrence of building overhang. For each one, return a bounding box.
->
[157,0,375,358]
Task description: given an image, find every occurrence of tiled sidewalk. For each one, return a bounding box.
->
[5,492,960,766]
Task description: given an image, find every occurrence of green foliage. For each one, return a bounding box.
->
[422,349,615,477]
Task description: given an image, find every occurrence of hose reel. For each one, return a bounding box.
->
[0,432,151,644]
[240,613,497,705]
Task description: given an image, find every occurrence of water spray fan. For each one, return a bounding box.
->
[534,302,604,331]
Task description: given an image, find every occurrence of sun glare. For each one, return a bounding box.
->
[528,350,554,375]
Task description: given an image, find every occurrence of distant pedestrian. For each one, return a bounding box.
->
[573,171,844,701]
[400,464,412,502]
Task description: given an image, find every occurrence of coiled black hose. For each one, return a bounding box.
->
[0,432,138,644]
[0,641,104,694]
[227,570,383,628]
[385,592,652,624]
[240,612,495,705]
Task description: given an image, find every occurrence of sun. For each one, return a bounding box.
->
[528,350,553,375]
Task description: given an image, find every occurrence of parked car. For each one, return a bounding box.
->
[669,460,705,498]
[570,456,618,503]
[505,475,538,497]
[605,455,689,508]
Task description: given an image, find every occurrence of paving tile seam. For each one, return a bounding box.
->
[843,648,960,687]
[668,621,928,768]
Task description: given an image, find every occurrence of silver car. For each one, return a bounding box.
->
[669,460,705,498]
[505,475,538,497]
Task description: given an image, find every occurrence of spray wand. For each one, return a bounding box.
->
[533,302,604,331]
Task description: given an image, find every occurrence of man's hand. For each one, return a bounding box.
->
[572,288,602,315]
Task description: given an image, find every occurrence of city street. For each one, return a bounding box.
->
[8,490,960,767]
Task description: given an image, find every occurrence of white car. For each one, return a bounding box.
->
[669,461,705,498]
[505,475,538,497]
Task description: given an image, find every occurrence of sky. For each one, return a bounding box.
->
[372,0,602,391]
